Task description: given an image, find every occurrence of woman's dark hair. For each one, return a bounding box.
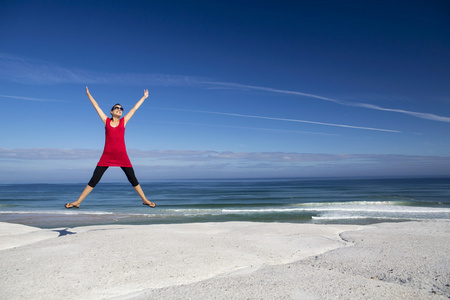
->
[110,103,122,120]
[111,103,122,111]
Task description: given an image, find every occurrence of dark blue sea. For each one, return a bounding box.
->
[1,178,449,228]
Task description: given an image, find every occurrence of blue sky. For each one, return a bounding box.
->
[1,0,449,183]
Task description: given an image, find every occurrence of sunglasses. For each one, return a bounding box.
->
[113,106,124,111]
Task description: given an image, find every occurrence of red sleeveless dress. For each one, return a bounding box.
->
[97,118,132,167]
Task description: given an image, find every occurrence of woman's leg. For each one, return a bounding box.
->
[65,166,108,208]
[121,167,156,207]
[134,184,156,207]
[66,185,94,208]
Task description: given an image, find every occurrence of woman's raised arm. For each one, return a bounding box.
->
[124,89,149,126]
[86,86,108,125]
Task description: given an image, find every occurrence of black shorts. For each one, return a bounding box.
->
[88,166,139,187]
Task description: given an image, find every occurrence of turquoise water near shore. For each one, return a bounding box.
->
[1,178,449,228]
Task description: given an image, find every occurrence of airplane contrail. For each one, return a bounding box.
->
[2,53,448,123]
[0,95,66,102]
[153,107,402,133]
[206,81,450,123]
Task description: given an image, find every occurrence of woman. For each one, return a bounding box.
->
[65,87,156,208]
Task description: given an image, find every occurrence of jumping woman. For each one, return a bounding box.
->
[65,87,156,208]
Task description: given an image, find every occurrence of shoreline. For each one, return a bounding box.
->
[2,178,449,230]
[2,209,449,230]
[1,220,449,299]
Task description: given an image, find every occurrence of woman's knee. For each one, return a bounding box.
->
[122,167,139,187]
[88,166,108,187]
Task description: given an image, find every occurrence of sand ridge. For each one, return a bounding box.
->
[0,221,449,299]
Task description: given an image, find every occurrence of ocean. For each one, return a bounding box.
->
[1,177,449,228]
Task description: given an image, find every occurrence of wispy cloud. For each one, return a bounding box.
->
[0,148,100,160]
[2,148,450,181]
[2,148,449,165]
[348,102,450,122]
[0,53,208,86]
[0,95,67,102]
[153,120,337,136]
[1,53,449,123]
[207,81,450,123]
[153,108,401,133]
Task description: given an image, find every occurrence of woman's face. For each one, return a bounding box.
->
[111,105,123,117]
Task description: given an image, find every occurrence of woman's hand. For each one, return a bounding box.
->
[85,86,108,124]
[124,89,149,125]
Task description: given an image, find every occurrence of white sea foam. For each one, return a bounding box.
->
[311,216,421,221]
[1,202,450,226]
[0,210,115,215]
[222,206,450,214]
[294,201,409,206]
[2,205,450,217]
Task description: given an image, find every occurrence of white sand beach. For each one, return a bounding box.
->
[0,220,449,299]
